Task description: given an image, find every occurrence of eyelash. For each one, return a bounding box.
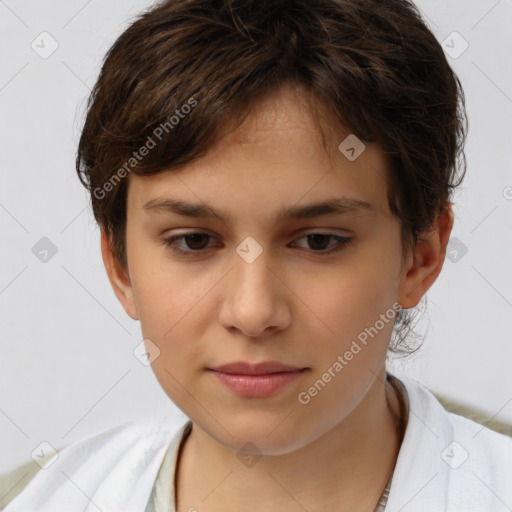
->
[162,231,353,257]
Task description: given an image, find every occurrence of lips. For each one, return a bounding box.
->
[208,362,307,398]
[210,361,306,375]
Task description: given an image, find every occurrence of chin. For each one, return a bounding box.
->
[199,414,321,456]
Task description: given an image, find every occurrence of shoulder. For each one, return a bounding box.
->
[386,375,512,511]
[2,416,190,512]
[401,375,512,459]
[403,375,512,442]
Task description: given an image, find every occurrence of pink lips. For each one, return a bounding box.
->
[208,361,308,398]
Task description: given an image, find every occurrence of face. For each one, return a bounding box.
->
[105,85,441,455]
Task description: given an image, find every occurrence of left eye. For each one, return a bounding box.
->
[293,233,353,252]
[163,232,353,256]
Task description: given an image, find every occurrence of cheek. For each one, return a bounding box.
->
[134,281,214,362]
[128,252,216,373]
[128,242,211,335]
[298,268,400,392]
[301,258,398,341]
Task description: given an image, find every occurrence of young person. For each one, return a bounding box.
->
[4,0,512,511]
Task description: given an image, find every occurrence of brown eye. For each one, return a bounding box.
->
[293,233,353,254]
[181,233,210,250]
[163,231,353,258]
[306,234,333,251]
[163,232,214,255]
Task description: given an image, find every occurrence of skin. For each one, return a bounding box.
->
[101,84,454,511]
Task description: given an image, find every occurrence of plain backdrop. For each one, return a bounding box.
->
[1,0,511,476]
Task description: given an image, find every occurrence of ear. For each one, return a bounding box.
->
[100,229,139,320]
[397,204,454,309]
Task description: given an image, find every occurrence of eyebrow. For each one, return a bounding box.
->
[142,196,375,223]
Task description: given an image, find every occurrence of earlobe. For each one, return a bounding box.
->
[100,229,139,320]
[397,205,454,309]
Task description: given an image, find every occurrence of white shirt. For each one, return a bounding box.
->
[4,375,512,512]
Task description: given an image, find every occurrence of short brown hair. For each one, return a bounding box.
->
[76,0,468,355]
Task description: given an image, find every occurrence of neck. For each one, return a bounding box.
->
[175,372,405,512]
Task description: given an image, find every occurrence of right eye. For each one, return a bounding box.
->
[163,232,215,255]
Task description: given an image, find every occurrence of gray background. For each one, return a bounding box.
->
[1,0,511,475]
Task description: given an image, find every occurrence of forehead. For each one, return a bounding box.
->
[126,85,391,223]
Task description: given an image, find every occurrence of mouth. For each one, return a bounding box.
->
[207,361,309,398]
[209,360,308,375]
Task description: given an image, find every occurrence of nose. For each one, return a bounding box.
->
[218,247,291,338]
